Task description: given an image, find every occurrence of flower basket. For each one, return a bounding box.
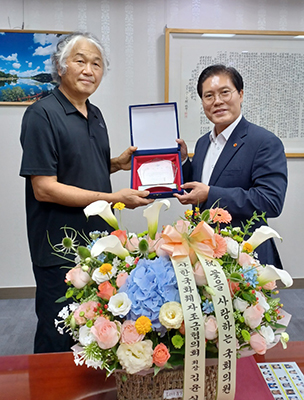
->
[114,365,218,400]
[54,199,293,400]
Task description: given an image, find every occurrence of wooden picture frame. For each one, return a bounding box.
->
[165,28,304,157]
[0,30,69,106]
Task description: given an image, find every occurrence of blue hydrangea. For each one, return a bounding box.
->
[120,256,180,335]
[202,299,214,314]
[240,267,258,288]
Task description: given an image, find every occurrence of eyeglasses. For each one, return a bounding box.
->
[202,89,237,105]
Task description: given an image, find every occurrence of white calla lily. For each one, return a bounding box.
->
[143,199,170,239]
[84,200,119,230]
[91,235,129,260]
[257,264,293,288]
[246,226,282,250]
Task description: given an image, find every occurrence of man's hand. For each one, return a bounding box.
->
[174,182,209,205]
[176,138,188,162]
[114,188,154,209]
[30,175,153,209]
[111,146,137,173]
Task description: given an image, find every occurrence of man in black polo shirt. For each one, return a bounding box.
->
[20,32,152,353]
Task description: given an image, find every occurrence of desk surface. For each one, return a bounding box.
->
[0,341,303,400]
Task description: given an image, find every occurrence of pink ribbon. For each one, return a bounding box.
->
[161,219,216,262]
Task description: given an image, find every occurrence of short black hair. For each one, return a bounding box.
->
[197,64,244,98]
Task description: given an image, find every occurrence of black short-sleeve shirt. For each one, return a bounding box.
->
[20,88,112,266]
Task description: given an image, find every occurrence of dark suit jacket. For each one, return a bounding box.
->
[183,116,288,268]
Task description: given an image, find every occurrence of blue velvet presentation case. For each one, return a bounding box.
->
[129,102,184,199]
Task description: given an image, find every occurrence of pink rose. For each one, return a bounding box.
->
[91,316,121,349]
[120,320,145,344]
[65,265,90,289]
[153,343,170,367]
[147,233,166,256]
[205,315,218,340]
[125,235,139,252]
[238,252,255,267]
[243,304,265,329]
[179,321,185,335]
[74,301,99,325]
[193,261,207,286]
[250,332,267,355]
[97,281,116,300]
[154,236,168,257]
[116,272,129,288]
[263,281,277,290]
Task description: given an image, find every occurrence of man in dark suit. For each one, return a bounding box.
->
[175,64,287,268]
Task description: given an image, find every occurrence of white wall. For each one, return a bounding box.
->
[1,0,303,290]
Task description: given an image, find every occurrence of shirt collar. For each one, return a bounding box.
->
[209,113,242,143]
[52,86,94,116]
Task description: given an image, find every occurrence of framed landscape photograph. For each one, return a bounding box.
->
[0,30,68,105]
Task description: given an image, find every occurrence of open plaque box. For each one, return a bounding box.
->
[129,102,184,199]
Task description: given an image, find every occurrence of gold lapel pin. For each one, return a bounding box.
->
[233,143,237,147]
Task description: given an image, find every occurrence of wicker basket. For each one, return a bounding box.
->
[114,365,218,400]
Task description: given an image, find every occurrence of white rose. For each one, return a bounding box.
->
[260,326,275,345]
[108,292,132,316]
[159,301,183,329]
[78,325,95,346]
[233,297,249,312]
[117,340,154,374]
[225,237,240,259]
[92,264,117,284]
[256,291,270,311]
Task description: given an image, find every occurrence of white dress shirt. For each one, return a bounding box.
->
[202,114,242,185]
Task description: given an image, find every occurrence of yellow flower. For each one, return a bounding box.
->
[113,202,125,211]
[99,263,113,275]
[195,207,200,213]
[135,316,152,334]
[185,209,193,217]
[242,242,253,253]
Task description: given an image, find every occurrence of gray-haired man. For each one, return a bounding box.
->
[20,32,152,353]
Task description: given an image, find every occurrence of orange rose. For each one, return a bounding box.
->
[227,279,240,297]
[97,281,117,300]
[111,230,127,245]
[152,343,170,367]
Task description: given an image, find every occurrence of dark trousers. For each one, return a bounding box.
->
[33,263,75,353]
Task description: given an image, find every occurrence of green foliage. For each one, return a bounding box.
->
[229,272,243,282]
[0,71,17,79]
[0,86,26,102]
[242,292,257,303]
[55,296,68,303]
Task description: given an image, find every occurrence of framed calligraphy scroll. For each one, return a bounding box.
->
[165,28,304,157]
[0,30,69,105]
